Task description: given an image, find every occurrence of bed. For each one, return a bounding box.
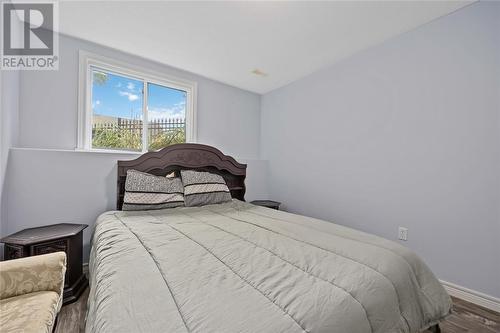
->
[85,143,451,333]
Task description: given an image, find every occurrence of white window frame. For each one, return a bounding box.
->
[77,50,197,152]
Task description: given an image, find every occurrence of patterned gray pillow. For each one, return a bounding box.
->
[123,170,184,211]
[180,170,232,207]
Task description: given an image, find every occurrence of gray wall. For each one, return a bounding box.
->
[1,70,20,238]
[261,2,500,297]
[0,17,22,258]
[2,33,267,261]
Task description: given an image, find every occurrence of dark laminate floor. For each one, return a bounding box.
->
[423,297,500,333]
[54,287,88,333]
[56,291,499,333]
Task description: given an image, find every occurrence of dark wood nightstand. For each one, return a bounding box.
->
[250,200,281,210]
[1,223,88,305]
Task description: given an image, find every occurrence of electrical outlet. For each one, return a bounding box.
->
[398,227,408,241]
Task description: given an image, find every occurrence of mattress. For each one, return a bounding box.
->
[85,200,451,333]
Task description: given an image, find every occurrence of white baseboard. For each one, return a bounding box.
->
[440,280,500,313]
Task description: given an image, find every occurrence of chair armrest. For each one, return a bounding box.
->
[0,252,67,300]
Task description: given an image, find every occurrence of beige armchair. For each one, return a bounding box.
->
[0,252,67,333]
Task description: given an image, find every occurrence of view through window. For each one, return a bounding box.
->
[91,67,187,152]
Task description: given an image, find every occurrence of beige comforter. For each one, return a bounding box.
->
[86,200,451,333]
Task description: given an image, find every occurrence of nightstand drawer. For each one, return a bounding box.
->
[4,244,27,260]
[31,239,68,256]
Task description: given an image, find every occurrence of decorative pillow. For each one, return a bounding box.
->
[180,170,232,207]
[122,170,184,211]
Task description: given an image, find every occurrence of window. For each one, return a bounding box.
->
[78,51,196,152]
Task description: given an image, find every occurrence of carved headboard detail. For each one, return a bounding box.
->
[117,143,247,210]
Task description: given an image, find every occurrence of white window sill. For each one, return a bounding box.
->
[74,148,142,155]
[10,147,142,156]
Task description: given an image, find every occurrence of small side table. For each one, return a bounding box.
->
[250,200,281,210]
[1,223,88,305]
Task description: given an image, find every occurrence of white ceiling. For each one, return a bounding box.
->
[57,1,474,94]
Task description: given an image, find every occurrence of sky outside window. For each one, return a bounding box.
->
[147,82,187,120]
[91,69,143,120]
[91,68,187,121]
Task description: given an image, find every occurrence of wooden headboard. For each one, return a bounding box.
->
[117,143,247,210]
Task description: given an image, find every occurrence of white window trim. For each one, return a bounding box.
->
[77,50,197,152]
